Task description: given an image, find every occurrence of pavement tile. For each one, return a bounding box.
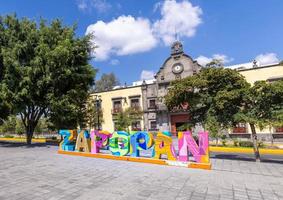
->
[0,144,283,200]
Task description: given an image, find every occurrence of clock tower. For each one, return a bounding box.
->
[142,41,202,135]
[171,41,184,55]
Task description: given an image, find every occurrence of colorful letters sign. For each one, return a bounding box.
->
[59,130,210,164]
[59,130,77,151]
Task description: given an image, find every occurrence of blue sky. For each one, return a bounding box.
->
[1,0,283,84]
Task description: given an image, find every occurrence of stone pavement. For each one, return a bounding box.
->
[0,143,283,200]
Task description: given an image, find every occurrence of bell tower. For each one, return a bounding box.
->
[171,41,183,55]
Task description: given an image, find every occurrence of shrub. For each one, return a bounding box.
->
[221,139,227,146]
[233,139,239,147]
[239,141,254,147]
[257,141,265,148]
[220,135,227,146]
[4,135,14,138]
[51,136,57,140]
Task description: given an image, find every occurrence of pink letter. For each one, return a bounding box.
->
[178,131,209,163]
[90,130,112,154]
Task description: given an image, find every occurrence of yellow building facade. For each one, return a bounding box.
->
[232,63,283,139]
[238,64,283,84]
[91,85,143,132]
[90,61,283,140]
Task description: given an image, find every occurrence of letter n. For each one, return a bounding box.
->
[178,131,209,163]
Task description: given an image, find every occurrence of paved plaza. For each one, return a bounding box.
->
[0,143,283,200]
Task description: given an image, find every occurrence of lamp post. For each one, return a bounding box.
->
[94,95,102,130]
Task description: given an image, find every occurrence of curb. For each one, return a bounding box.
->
[210,146,283,155]
[0,138,46,143]
[58,150,211,170]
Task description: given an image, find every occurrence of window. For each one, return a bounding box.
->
[131,121,141,131]
[149,99,156,109]
[113,100,121,108]
[112,100,122,113]
[150,121,157,130]
[275,127,283,133]
[130,98,140,109]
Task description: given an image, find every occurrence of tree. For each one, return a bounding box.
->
[235,80,283,161]
[114,107,143,131]
[84,96,103,129]
[95,73,119,92]
[205,59,223,68]
[165,67,249,130]
[15,118,25,136]
[0,15,95,144]
[0,115,16,134]
[166,66,283,161]
[0,30,11,124]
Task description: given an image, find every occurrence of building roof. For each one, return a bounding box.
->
[226,61,280,71]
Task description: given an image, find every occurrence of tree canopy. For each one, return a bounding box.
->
[94,72,119,92]
[165,67,249,128]
[114,107,143,131]
[165,66,283,161]
[0,15,96,144]
[234,80,283,160]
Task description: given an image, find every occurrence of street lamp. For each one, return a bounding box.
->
[94,95,102,130]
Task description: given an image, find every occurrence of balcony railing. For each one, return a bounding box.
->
[148,105,157,110]
[275,127,283,133]
[111,107,122,114]
[233,127,247,133]
[130,106,141,111]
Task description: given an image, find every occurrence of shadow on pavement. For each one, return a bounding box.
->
[212,153,255,161]
[211,153,283,164]
[0,141,58,148]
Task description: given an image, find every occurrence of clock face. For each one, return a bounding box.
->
[172,63,184,74]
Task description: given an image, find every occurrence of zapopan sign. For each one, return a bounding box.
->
[59,130,209,163]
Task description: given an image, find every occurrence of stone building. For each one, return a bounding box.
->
[141,41,201,134]
[91,41,283,139]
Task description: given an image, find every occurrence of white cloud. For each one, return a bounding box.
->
[77,0,87,11]
[140,70,155,80]
[153,2,162,13]
[86,15,158,60]
[110,59,120,65]
[86,0,203,60]
[153,0,202,45]
[196,54,233,66]
[255,53,279,66]
[77,0,111,13]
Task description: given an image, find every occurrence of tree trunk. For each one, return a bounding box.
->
[249,123,260,162]
[21,106,45,145]
[26,124,35,145]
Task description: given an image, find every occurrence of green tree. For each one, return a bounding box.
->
[0,15,95,144]
[205,59,223,68]
[235,80,283,161]
[205,115,222,146]
[84,96,103,129]
[15,118,25,136]
[34,118,49,134]
[0,27,11,123]
[95,73,119,92]
[165,67,248,130]
[0,115,16,134]
[114,107,142,131]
